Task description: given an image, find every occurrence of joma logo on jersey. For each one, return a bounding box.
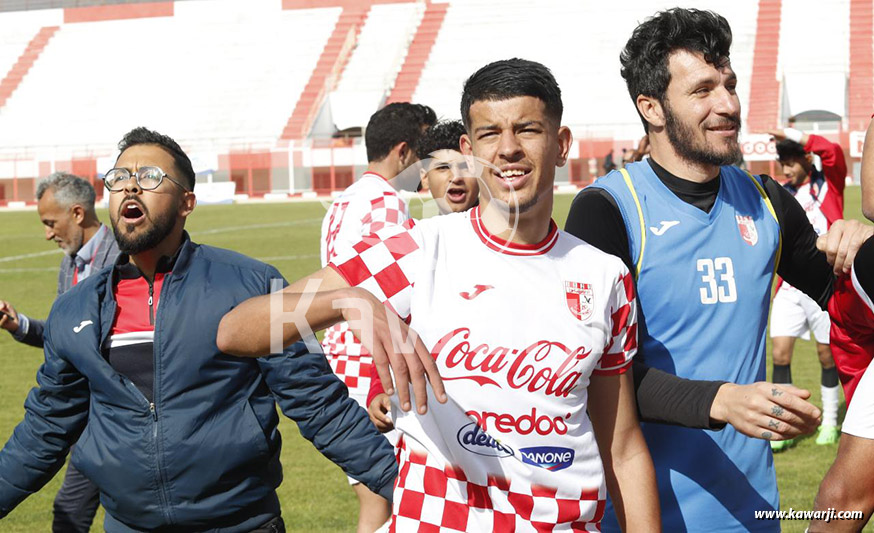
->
[736,215,758,246]
[519,446,575,471]
[564,281,593,321]
[456,422,514,458]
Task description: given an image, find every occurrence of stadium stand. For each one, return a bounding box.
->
[0,10,61,111]
[746,0,781,132]
[329,2,424,131]
[778,0,849,123]
[0,0,868,203]
[0,1,340,155]
[849,0,874,131]
[281,3,366,141]
[384,1,445,106]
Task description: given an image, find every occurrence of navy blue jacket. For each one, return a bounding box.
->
[0,236,396,531]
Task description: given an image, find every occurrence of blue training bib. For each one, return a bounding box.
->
[593,161,781,532]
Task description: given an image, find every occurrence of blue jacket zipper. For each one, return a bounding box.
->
[149,274,173,524]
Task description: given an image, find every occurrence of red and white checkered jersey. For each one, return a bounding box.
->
[330,206,637,532]
[320,172,410,393]
[829,238,874,405]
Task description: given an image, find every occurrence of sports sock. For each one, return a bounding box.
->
[821,367,840,427]
[821,366,839,387]
[773,364,792,384]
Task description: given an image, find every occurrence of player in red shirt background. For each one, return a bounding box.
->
[809,118,874,531]
[767,126,846,450]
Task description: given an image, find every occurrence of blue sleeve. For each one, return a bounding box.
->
[13,313,46,349]
[0,314,90,516]
[258,342,397,501]
[254,264,396,501]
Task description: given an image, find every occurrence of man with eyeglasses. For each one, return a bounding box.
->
[0,127,396,532]
[0,172,118,533]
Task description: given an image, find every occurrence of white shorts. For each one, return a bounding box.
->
[770,285,830,343]
[843,363,874,439]
[346,389,398,486]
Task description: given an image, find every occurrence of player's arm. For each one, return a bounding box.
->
[589,270,660,530]
[805,132,847,191]
[589,370,660,531]
[218,228,446,413]
[808,433,874,531]
[367,365,394,432]
[862,117,874,221]
[0,310,89,516]
[217,266,353,357]
[258,338,397,501]
[0,300,46,348]
[217,266,443,413]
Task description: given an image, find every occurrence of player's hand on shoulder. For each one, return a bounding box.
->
[339,287,446,415]
[710,382,821,441]
[0,301,20,333]
[368,393,394,432]
[817,219,874,275]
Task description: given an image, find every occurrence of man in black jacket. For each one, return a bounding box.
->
[0,128,396,532]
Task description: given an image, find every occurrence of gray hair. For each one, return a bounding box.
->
[36,172,96,214]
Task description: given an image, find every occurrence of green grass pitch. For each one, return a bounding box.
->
[0,188,869,531]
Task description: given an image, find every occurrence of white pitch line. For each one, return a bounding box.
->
[0,267,59,274]
[0,249,61,263]
[0,220,321,267]
[256,254,319,262]
[190,219,320,237]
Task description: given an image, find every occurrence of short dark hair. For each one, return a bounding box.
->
[620,8,733,131]
[116,127,196,190]
[776,139,807,162]
[461,59,562,130]
[364,103,436,162]
[416,120,466,160]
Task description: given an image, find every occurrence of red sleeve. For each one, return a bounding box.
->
[805,134,846,194]
[593,269,638,376]
[366,363,384,407]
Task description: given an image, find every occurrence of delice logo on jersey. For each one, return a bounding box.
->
[519,446,575,472]
[431,328,592,398]
[736,215,758,246]
[456,421,515,458]
[564,281,593,321]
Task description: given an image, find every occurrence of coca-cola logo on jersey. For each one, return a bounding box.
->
[430,327,592,398]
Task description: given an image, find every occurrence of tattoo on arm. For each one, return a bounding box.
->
[771,405,784,417]
[771,387,783,397]
[762,431,773,439]
[768,419,780,429]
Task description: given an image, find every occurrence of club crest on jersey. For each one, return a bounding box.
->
[736,215,758,246]
[564,281,593,321]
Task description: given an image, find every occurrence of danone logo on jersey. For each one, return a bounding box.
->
[519,446,575,471]
[456,422,515,457]
[430,327,592,398]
